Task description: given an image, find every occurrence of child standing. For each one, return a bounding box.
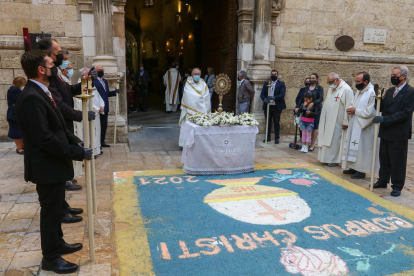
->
[299,93,317,153]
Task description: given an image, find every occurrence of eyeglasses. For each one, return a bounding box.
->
[327,78,337,85]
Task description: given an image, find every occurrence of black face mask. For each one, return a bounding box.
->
[271,75,277,81]
[54,54,63,67]
[98,71,104,78]
[310,80,317,85]
[305,82,311,87]
[391,76,401,86]
[355,83,365,90]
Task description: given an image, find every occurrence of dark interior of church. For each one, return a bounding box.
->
[125,0,238,114]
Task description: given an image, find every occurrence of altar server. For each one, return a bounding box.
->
[342,72,379,179]
[318,72,354,167]
[179,68,210,146]
[163,63,181,112]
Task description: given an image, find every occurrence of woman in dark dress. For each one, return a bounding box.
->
[295,73,324,151]
[7,77,26,155]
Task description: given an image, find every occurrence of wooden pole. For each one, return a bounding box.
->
[88,77,97,215]
[113,74,121,147]
[76,76,95,261]
[265,79,271,144]
[370,88,383,192]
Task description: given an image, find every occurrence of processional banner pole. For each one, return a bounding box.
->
[370,88,383,192]
[76,76,95,261]
[113,74,121,147]
[87,76,97,215]
[265,79,271,144]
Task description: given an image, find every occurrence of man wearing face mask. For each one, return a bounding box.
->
[38,38,96,221]
[318,72,354,167]
[372,66,414,197]
[163,62,181,112]
[237,70,255,115]
[260,70,286,144]
[16,50,93,274]
[60,62,73,85]
[179,68,210,146]
[93,65,120,147]
[342,72,379,179]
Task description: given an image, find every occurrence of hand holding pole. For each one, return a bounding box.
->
[87,76,97,214]
[114,74,121,147]
[265,79,271,144]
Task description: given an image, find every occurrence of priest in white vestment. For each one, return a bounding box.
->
[342,73,379,178]
[318,73,354,166]
[163,65,181,112]
[179,68,211,146]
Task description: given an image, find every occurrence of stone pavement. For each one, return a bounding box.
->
[0,136,413,275]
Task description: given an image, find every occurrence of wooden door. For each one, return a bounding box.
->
[201,0,238,112]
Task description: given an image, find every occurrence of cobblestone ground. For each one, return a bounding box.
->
[0,136,413,275]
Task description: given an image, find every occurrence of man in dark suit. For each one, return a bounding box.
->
[16,50,93,273]
[373,66,414,197]
[260,70,286,144]
[237,70,255,114]
[93,65,119,147]
[37,38,94,223]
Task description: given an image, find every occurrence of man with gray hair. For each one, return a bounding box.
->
[237,71,255,114]
[318,72,354,167]
[372,65,414,196]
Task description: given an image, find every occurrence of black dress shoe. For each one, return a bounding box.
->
[101,143,110,147]
[16,149,24,155]
[57,242,83,255]
[65,181,82,191]
[274,139,280,144]
[263,138,271,142]
[68,207,83,215]
[343,168,357,175]
[99,151,103,155]
[373,181,387,189]
[71,179,78,185]
[327,163,339,167]
[351,172,366,179]
[391,189,401,197]
[61,213,83,224]
[41,256,78,274]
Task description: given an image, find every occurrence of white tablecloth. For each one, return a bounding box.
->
[180,122,258,175]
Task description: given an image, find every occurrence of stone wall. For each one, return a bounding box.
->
[268,0,414,134]
[0,0,83,139]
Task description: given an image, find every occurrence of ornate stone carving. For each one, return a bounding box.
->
[272,0,285,11]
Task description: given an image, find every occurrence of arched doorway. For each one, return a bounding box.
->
[125,0,238,151]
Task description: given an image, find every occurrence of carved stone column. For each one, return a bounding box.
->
[92,0,118,72]
[246,0,273,133]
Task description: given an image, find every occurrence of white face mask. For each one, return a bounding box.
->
[329,84,337,89]
[20,86,25,91]
[140,67,144,71]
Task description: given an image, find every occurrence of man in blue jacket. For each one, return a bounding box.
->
[260,70,286,144]
[93,65,119,147]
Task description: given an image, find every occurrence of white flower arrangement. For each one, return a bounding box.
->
[189,111,259,127]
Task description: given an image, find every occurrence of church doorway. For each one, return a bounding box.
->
[125,0,238,128]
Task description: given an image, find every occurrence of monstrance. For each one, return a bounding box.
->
[213,73,231,114]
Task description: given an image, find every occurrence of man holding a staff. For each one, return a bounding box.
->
[373,66,414,197]
[16,50,93,274]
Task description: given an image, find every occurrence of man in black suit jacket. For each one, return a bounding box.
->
[93,65,119,147]
[373,66,414,197]
[37,38,95,220]
[260,70,286,144]
[16,50,93,273]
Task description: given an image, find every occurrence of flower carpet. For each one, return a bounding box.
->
[113,163,414,275]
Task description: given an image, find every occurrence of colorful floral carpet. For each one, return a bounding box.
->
[113,163,414,276]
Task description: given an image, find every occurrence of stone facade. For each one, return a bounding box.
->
[238,0,414,135]
[0,0,127,143]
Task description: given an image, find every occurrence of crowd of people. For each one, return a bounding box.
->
[5,34,414,273]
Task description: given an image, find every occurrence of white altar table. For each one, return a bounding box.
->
[180,122,258,175]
